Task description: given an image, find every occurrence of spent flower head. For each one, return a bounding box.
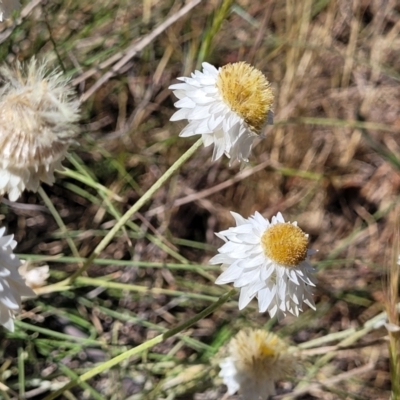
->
[211,211,316,319]
[0,57,80,201]
[0,227,35,331]
[219,328,294,399]
[169,62,274,164]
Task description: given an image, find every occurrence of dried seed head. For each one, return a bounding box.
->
[219,329,296,398]
[0,58,80,201]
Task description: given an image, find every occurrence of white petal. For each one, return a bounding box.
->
[260,263,275,280]
[187,105,212,120]
[275,212,285,223]
[239,254,265,269]
[215,263,243,284]
[0,228,36,331]
[202,62,219,75]
[174,97,196,108]
[238,286,257,309]
[257,286,275,312]
[246,279,267,297]
[230,212,248,226]
[235,232,259,245]
[289,269,300,285]
[212,137,226,160]
[268,303,278,318]
[209,253,234,265]
[202,134,214,147]
[170,108,191,121]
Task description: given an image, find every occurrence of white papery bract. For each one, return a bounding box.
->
[0,0,20,21]
[0,58,80,201]
[219,357,240,395]
[19,262,49,289]
[211,211,316,319]
[169,62,274,164]
[0,227,35,331]
[219,329,294,399]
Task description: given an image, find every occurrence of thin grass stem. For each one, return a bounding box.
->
[43,288,236,400]
[45,138,202,288]
[38,186,81,262]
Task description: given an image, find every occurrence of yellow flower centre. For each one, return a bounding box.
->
[215,62,274,134]
[261,223,308,267]
[258,340,277,359]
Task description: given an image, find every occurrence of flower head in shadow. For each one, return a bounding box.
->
[219,329,295,399]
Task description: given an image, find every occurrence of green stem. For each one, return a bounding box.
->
[65,138,202,283]
[197,0,233,67]
[43,288,236,400]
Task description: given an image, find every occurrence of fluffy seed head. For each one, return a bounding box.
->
[0,58,80,201]
[216,62,274,134]
[219,328,295,398]
[261,223,309,267]
[231,329,291,376]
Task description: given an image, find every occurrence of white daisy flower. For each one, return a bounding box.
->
[0,227,36,331]
[0,0,20,21]
[219,329,294,399]
[211,211,316,319]
[0,58,80,201]
[169,61,274,164]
